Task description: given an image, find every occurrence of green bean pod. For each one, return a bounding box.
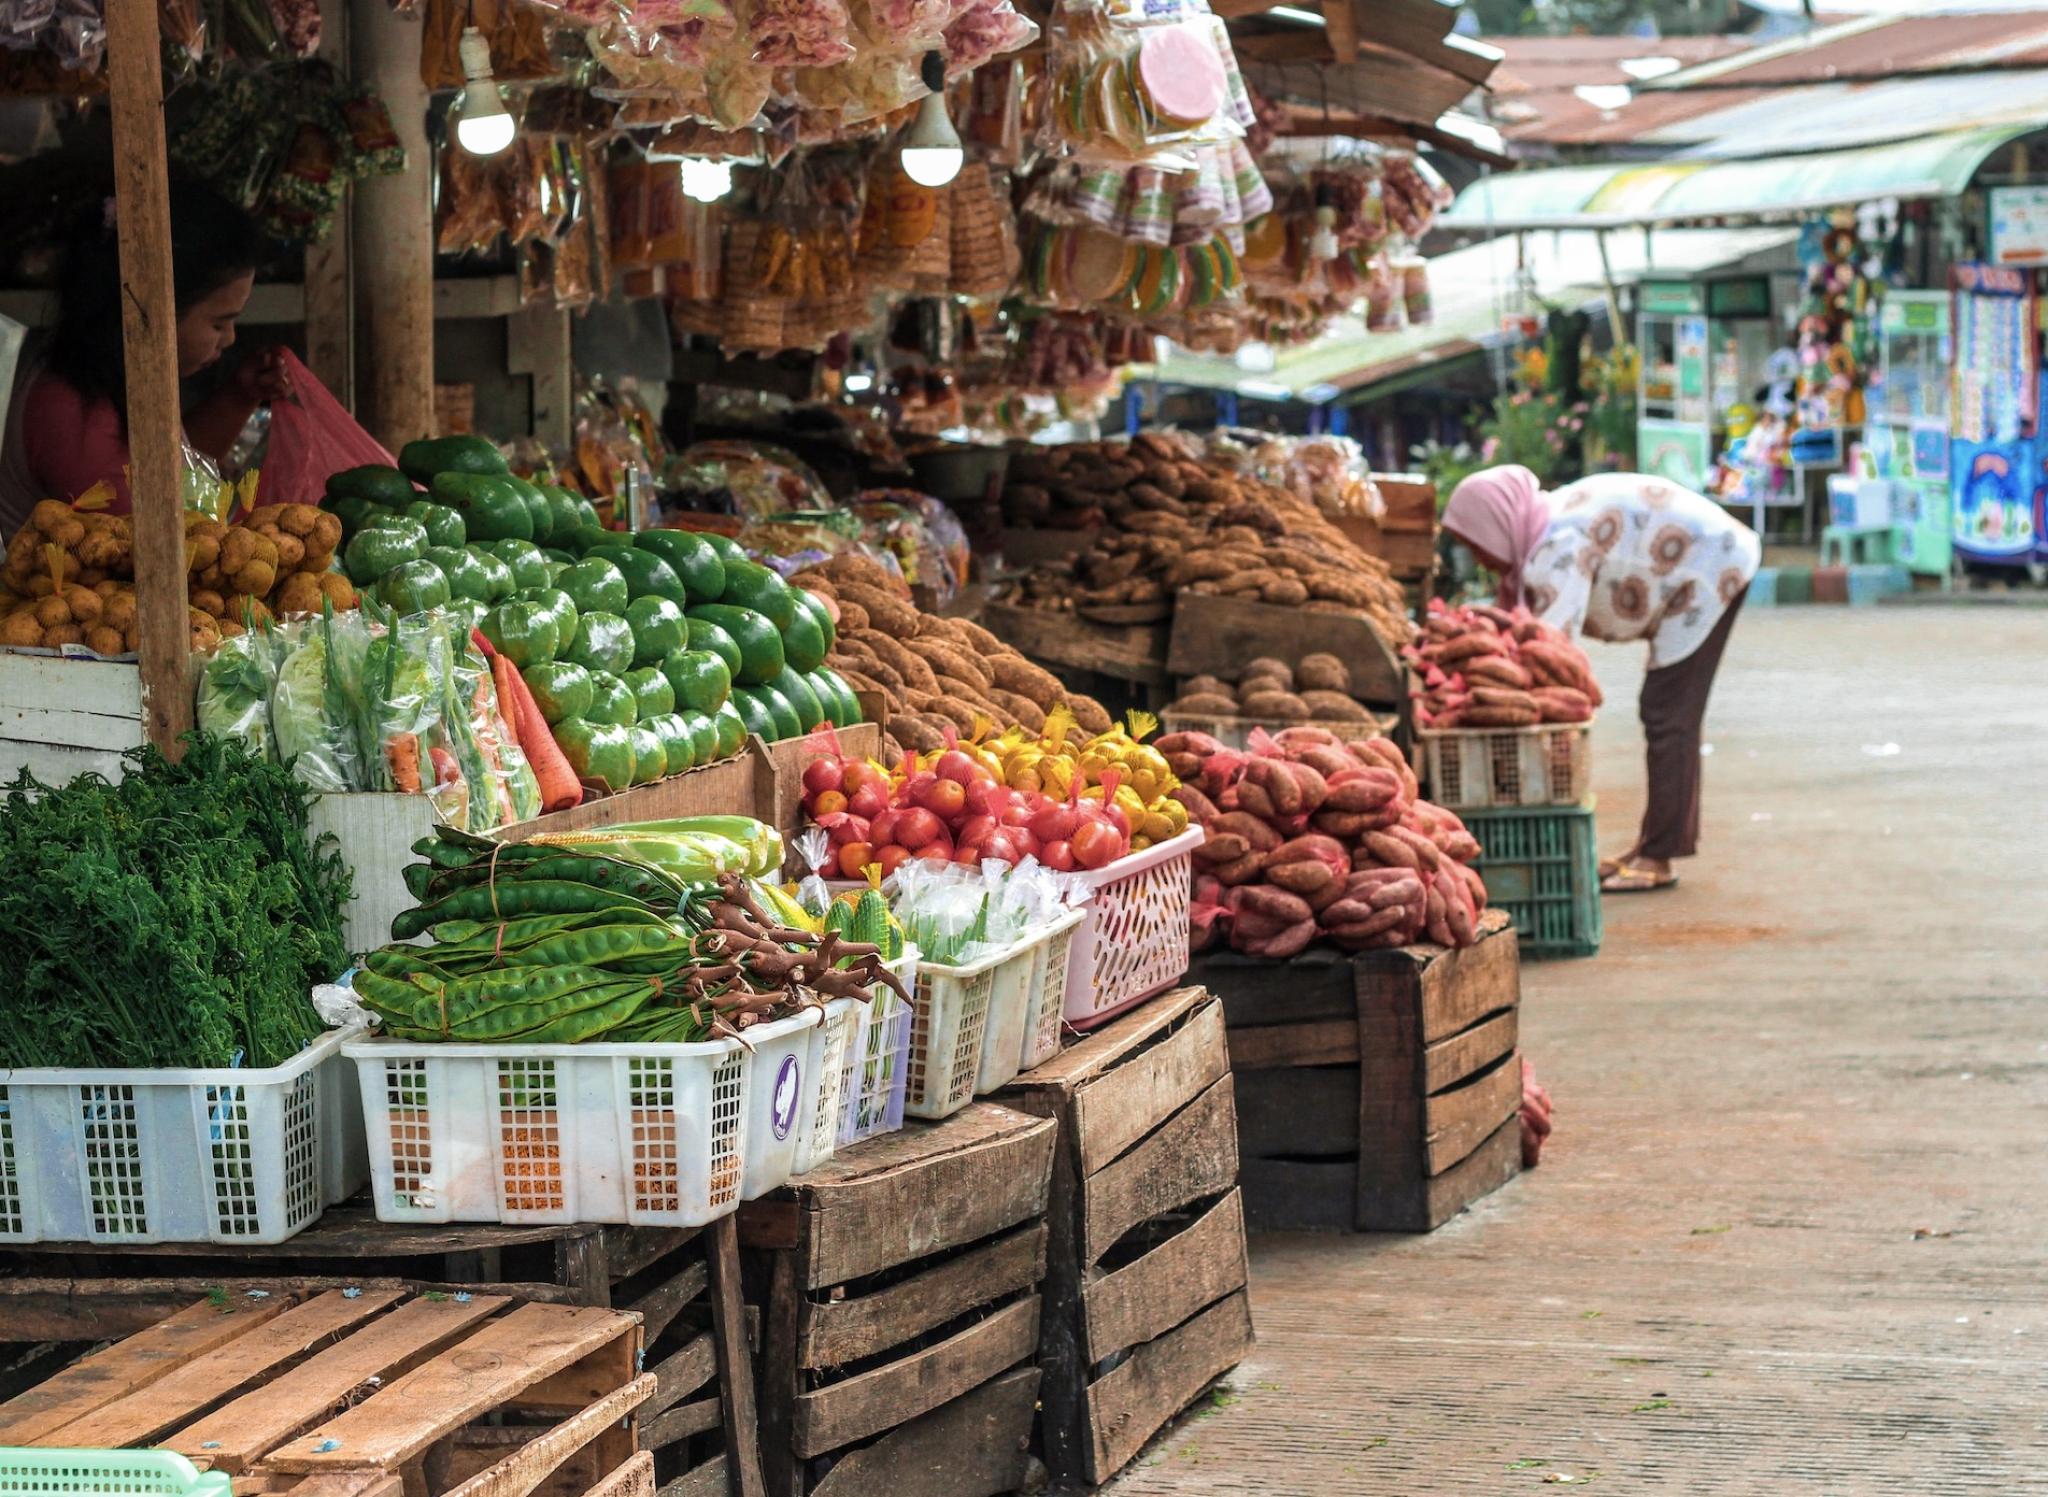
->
[391,881,653,940]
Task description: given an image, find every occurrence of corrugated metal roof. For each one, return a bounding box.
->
[1644,69,2048,154]
[1138,227,1799,399]
[1648,10,2048,88]
[1486,34,1752,95]
[1497,86,1760,146]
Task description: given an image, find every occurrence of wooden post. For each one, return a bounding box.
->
[104,0,191,756]
[350,0,435,449]
[304,3,354,407]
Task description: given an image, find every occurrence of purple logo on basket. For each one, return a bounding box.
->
[771,1055,801,1141]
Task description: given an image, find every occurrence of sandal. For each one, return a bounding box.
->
[1601,863,1679,894]
[1598,849,1642,880]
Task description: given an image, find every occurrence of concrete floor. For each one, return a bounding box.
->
[1105,606,2048,1494]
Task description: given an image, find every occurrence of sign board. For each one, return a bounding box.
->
[1638,280,1704,316]
[1988,186,2048,266]
[1706,277,1771,318]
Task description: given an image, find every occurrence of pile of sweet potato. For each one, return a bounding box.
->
[1161,725,1488,958]
[1405,600,1601,730]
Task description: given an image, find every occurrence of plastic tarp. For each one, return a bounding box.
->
[1442,125,2037,230]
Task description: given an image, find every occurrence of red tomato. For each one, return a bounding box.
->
[1029,802,1079,843]
[934,749,987,786]
[901,770,937,807]
[1039,838,1075,871]
[842,760,887,795]
[870,806,903,846]
[953,841,983,865]
[958,813,998,850]
[983,829,1024,865]
[837,842,874,878]
[896,806,943,850]
[876,844,912,875]
[847,781,891,820]
[822,812,871,847]
[912,843,953,865]
[802,757,845,798]
[811,789,848,817]
[963,778,1005,817]
[1071,819,1121,870]
[920,777,967,820]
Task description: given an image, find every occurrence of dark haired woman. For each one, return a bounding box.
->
[1441,465,1761,895]
[0,181,289,535]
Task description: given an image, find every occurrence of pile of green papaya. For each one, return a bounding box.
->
[320,435,865,797]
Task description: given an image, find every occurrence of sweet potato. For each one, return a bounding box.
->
[1235,778,1277,820]
[1211,851,1269,885]
[1324,906,1408,940]
[1425,884,1453,947]
[1174,692,1241,716]
[1236,885,1313,925]
[1323,768,1402,812]
[1241,917,1318,959]
[1363,831,1422,870]
[1383,825,1443,872]
[1267,860,1338,896]
[1172,783,1221,821]
[1193,833,1250,865]
[1274,726,1342,752]
[1158,730,1224,756]
[1292,743,1355,780]
[1269,834,1347,869]
[1295,652,1350,693]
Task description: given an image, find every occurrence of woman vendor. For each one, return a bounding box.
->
[0,181,289,538]
[1442,465,1760,894]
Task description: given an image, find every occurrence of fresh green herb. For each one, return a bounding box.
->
[0,735,351,1068]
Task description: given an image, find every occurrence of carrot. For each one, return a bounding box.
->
[469,673,519,825]
[494,652,581,813]
[386,733,423,794]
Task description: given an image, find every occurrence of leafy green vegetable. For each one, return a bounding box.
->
[0,736,351,1068]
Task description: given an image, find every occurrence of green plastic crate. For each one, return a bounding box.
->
[0,1449,230,1496]
[1465,804,1602,959]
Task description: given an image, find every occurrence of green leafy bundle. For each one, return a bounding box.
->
[0,735,352,1069]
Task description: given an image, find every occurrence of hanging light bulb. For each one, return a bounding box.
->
[680,157,734,203]
[899,51,962,188]
[455,26,516,157]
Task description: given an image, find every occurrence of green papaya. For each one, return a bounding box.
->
[686,604,784,686]
[405,500,467,549]
[553,719,633,794]
[481,600,557,669]
[521,660,594,724]
[584,670,639,728]
[379,558,451,616]
[399,434,508,485]
[677,709,720,767]
[660,648,732,715]
[717,559,800,628]
[770,667,826,732]
[327,464,418,507]
[467,547,516,602]
[557,558,630,618]
[624,596,689,666]
[344,518,427,585]
[563,611,635,677]
[431,472,533,542]
[627,725,667,786]
[780,607,828,674]
[712,701,748,758]
[699,532,748,568]
[487,538,552,592]
[685,617,743,678]
[645,712,697,774]
[623,666,675,721]
[423,545,492,603]
[729,689,777,742]
[587,545,687,606]
[633,529,726,604]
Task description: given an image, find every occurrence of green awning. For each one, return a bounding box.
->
[1443,126,2037,230]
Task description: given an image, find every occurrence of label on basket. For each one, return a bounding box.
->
[772,1055,802,1141]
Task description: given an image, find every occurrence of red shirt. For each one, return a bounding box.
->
[23,375,135,511]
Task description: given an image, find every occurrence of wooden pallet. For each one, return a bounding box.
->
[736,1104,1057,1497]
[0,1289,654,1497]
[1197,909,1522,1233]
[999,986,1255,1486]
[1167,591,1406,709]
[978,603,1171,693]
[0,1210,765,1497]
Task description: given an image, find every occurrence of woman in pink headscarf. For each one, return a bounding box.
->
[1442,466,1761,893]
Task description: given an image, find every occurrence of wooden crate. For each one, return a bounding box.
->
[0,1289,654,1497]
[0,1211,766,1497]
[1167,591,1405,707]
[756,723,881,848]
[999,986,1254,1486]
[0,651,145,786]
[736,1104,1057,1497]
[1198,909,1522,1233]
[978,602,1171,695]
[1333,473,1439,611]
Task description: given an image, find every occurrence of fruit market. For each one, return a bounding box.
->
[0,0,2043,1491]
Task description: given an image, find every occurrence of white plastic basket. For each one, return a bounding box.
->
[0,1027,366,1246]
[793,997,862,1178]
[1416,722,1592,809]
[838,989,912,1146]
[738,1009,825,1201]
[345,1032,753,1227]
[1062,826,1205,1031]
[902,943,1003,1121]
[1019,907,1089,1073]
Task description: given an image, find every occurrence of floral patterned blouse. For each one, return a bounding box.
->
[1520,474,1762,669]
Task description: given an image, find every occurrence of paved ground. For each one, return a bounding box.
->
[1106,606,2048,1494]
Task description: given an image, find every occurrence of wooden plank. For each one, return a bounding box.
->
[807,1366,1039,1497]
[1324,0,1360,63]
[977,603,1169,688]
[104,0,188,756]
[797,1222,1045,1370]
[1238,1158,1356,1232]
[0,1279,584,1345]
[71,1207,596,1259]
[658,1454,726,1497]
[1353,945,1422,1232]
[626,1261,708,1348]
[1003,986,1211,1094]
[1416,911,1518,1044]
[517,1316,638,1410]
[1083,1289,1253,1484]
[645,1333,718,1417]
[1069,1001,1228,1175]
[604,1227,701,1284]
[1191,951,1356,1029]
[1232,1067,1358,1161]
[44,1290,407,1448]
[705,1214,767,1497]
[440,1373,656,1497]
[799,1107,1056,1289]
[169,1294,506,1469]
[641,1395,721,1450]
[790,1297,1038,1458]
[1423,1008,1518,1096]
[1080,1076,1239,1266]
[1225,1019,1359,1072]
[0,1295,294,1444]
[1424,1054,1522,1176]
[1418,1117,1521,1231]
[755,1249,801,1497]
[0,654,143,729]
[588,1451,656,1497]
[268,1304,632,1471]
[1083,1192,1248,1365]
[1168,592,1402,702]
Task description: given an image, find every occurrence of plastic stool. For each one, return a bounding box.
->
[1819,524,1908,566]
[1775,568,1813,604]
[1747,566,1779,607]
[1812,565,1849,604]
[1846,564,1909,605]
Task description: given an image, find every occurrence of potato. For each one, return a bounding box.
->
[0,611,43,647]
[61,585,102,624]
[315,573,358,609]
[42,622,84,648]
[274,572,326,616]
[1296,653,1350,693]
[29,499,73,535]
[276,503,320,538]
[85,624,125,656]
[306,510,342,554]
[33,595,71,628]
[187,535,221,573]
[228,558,277,597]
[191,589,226,617]
[266,530,306,570]
[102,591,138,631]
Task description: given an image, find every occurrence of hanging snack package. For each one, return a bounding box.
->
[438,142,510,256]
[337,88,407,176]
[261,118,347,243]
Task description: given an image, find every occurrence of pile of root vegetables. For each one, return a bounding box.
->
[1406,601,1601,730]
[1161,726,1488,958]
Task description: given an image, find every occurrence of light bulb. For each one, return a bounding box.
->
[680,157,733,203]
[899,54,962,188]
[455,27,515,157]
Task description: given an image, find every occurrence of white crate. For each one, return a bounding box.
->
[0,1027,367,1246]
[738,1009,824,1201]
[1019,908,1088,1073]
[345,1032,755,1227]
[1062,827,1205,1031]
[837,990,912,1146]
[1416,722,1592,810]
[794,997,862,1178]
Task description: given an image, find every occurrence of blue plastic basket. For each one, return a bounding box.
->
[0,1448,231,1497]
[1465,804,1602,959]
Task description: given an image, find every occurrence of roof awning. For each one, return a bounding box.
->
[1443,125,2038,230]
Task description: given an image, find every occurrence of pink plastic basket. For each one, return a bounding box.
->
[1061,827,1204,1031]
